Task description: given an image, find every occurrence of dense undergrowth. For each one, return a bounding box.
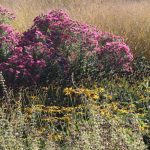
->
[0,5,150,150]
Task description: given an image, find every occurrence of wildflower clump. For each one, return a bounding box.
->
[64,87,105,101]
[64,85,150,134]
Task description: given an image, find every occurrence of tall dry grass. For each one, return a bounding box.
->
[0,0,150,58]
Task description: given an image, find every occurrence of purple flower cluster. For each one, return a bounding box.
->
[98,42,133,71]
[0,9,134,85]
[1,47,47,84]
[32,10,133,73]
[0,24,20,63]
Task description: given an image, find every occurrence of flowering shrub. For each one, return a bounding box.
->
[98,42,133,72]
[1,47,47,85]
[0,6,18,63]
[0,7,20,85]
[18,27,68,84]
[1,9,133,85]
[0,24,20,63]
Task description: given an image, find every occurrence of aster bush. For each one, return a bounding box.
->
[15,10,133,85]
[0,9,133,86]
[18,26,68,85]
[0,5,19,63]
[0,7,21,85]
[0,24,20,63]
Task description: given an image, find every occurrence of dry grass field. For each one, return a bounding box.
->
[0,1,150,149]
[0,0,150,58]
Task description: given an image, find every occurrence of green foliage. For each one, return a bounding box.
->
[0,78,149,149]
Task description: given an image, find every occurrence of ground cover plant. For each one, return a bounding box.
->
[0,2,150,150]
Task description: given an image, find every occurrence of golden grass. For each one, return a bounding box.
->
[0,0,150,58]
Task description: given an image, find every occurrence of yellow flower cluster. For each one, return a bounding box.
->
[23,83,150,140]
[48,133,63,141]
[91,102,137,119]
[25,104,85,114]
[64,87,105,100]
[41,114,72,123]
[24,103,87,129]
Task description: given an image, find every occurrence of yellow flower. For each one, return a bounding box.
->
[103,94,113,100]
[137,113,145,117]
[46,106,60,110]
[117,109,128,114]
[75,88,85,94]
[129,104,135,108]
[100,109,111,118]
[61,115,71,122]
[37,127,46,134]
[139,124,149,131]
[62,107,74,112]
[90,93,99,100]
[84,89,91,97]
[25,107,33,114]
[64,87,74,95]
[111,102,119,110]
[46,109,62,113]
[33,105,45,112]
[98,87,105,93]
[139,95,144,99]
[41,117,58,122]
[107,95,112,100]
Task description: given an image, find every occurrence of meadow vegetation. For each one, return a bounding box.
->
[0,1,150,150]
